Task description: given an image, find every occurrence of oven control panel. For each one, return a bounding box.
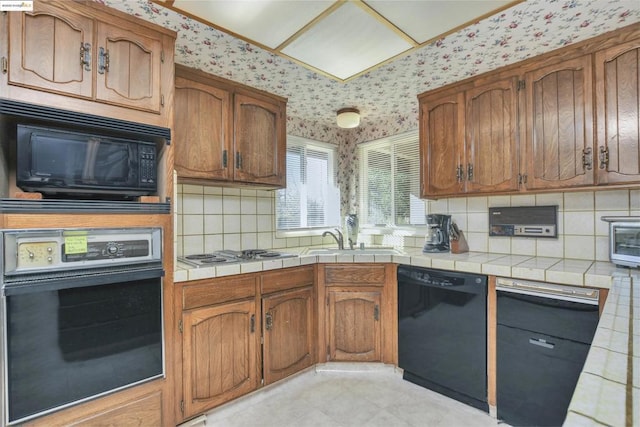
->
[17,241,58,269]
[2,227,162,275]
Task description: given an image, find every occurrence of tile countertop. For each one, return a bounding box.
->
[175,248,638,426]
[174,248,630,289]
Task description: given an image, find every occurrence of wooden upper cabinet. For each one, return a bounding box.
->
[174,75,231,180]
[8,2,94,98]
[419,90,465,198]
[94,22,163,113]
[174,65,287,188]
[262,286,314,385]
[465,77,519,194]
[233,91,286,187]
[523,55,594,190]
[595,40,640,185]
[182,299,258,418]
[3,1,174,126]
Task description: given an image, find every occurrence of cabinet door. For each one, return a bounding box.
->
[595,40,640,185]
[95,22,163,113]
[8,2,93,98]
[233,93,286,187]
[523,55,594,190]
[419,90,465,198]
[174,76,232,180]
[328,290,381,362]
[262,287,314,385]
[182,300,258,418]
[465,77,519,194]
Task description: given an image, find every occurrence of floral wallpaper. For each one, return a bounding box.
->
[100,0,639,144]
[99,0,639,216]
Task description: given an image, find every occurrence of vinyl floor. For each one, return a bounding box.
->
[203,363,503,427]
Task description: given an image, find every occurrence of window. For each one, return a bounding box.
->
[276,136,340,232]
[359,130,425,227]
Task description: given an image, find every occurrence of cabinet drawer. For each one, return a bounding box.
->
[324,264,386,286]
[261,265,314,294]
[183,276,256,310]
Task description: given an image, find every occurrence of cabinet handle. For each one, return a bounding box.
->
[80,42,91,71]
[456,165,465,182]
[582,147,592,170]
[467,163,473,181]
[599,146,609,170]
[373,305,379,321]
[236,152,242,170]
[265,312,273,330]
[529,338,554,349]
[250,314,255,333]
[222,150,228,168]
[98,47,109,74]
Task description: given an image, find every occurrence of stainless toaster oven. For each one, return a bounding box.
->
[601,216,640,268]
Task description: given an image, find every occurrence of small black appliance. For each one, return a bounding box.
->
[423,214,451,252]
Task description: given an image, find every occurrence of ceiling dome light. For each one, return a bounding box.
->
[336,108,360,128]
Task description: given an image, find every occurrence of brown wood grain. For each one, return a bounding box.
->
[595,39,640,185]
[324,264,386,286]
[233,90,286,187]
[261,265,315,294]
[262,286,314,384]
[524,55,594,190]
[328,289,382,361]
[182,299,258,418]
[420,90,465,198]
[487,276,497,408]
[466,76,519,193]
[182,275,257,310]
[1,0,176,128]
[68,391,163,427]
[174,69,232,180]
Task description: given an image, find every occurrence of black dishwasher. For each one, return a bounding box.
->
[496,277,599,426]
[398,266,488,412]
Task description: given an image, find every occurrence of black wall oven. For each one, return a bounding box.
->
[0,227,164,425]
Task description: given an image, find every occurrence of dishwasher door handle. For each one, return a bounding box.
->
[529,338,554,349]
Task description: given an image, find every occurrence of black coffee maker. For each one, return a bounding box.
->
[423,214,452,253]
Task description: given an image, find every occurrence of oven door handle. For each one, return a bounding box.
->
[3,266,164,296]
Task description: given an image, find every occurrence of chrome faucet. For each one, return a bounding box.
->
[322,228,344,250]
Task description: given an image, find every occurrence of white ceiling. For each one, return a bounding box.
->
[159,0,516,81]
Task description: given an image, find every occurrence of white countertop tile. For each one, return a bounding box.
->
[545,259,594,286]
[455,253,506,274]
[481,255,531,277]
[511,257,561,281]
[568,373,626,427]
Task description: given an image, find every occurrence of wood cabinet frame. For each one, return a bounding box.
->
[419,22,640,198]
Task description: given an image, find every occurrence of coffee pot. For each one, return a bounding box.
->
[423,214,452,253]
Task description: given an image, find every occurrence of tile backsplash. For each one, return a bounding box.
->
[176,184,639,262]
[176,184,330,256]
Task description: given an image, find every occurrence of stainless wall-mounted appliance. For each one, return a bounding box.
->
[601,216,640,267]
[489,205,557,237]
[1,227,164,425]
[423,214,451,252]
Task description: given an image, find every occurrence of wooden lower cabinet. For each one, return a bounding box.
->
[327,289,381,362]
[319,263,397,365]
[181,299,259,418]
[262,286,314,384]
[178,265,316,421]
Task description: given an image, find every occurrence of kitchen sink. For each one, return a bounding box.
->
[303,248,403,255]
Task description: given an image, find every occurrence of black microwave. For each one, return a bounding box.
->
[16,124,157,200]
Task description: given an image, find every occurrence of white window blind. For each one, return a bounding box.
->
[276,136,340,231]
[359,130,425,227]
